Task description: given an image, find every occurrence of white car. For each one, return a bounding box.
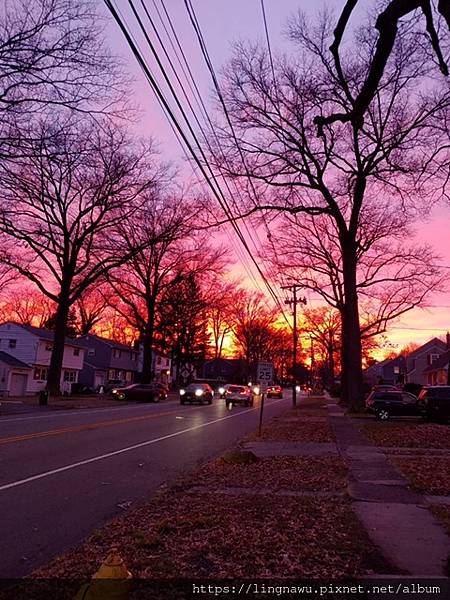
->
[223,385,254,407]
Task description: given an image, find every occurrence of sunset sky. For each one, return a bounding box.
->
[105,0,450,354]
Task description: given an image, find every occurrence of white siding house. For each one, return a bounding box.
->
[0,322,85,395]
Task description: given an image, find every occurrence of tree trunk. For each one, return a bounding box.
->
[328,340,335,387]
[141,314,155,384]
[341,241,364,411]
[46,299,70,395]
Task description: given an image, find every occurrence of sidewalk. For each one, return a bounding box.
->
[327,399,450,576]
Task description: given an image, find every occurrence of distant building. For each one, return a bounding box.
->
[405,338,447,385]
[201,358,247,384]
[423,350,450,386]
[363,337,448,387]
[364,355,407,386]
[0,322,85,395]
[135,344,172,385]
[0,351,32,397]
[78,334,139,389]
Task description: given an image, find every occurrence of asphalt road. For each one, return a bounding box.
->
[0,393,291,578]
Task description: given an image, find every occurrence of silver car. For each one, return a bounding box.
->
[224,385,254,407]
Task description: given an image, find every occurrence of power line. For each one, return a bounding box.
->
[136,0,265,294]
[182,0,291,323]
[104,0,283,311]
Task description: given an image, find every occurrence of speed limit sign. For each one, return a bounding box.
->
[257,361,273,392]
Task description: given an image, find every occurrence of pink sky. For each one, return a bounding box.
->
[105,0,450,352]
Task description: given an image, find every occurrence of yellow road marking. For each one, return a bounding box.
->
[0,407,199,446]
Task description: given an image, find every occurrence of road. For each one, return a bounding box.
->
[0,393,291,578]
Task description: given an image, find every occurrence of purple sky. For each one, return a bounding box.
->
[105,1,450,351]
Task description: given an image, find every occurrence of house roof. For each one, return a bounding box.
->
[78,334,135,352]
[0,351,31,369]
[12,323,85,348]
[423,350,450,373]
[407,337,447,358]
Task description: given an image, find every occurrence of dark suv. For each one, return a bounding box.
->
[365,390,419,420]
[417,386,450,422]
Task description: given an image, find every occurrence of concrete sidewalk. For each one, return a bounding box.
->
[327,399,450,576]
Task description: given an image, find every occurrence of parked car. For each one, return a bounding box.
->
[372,384,400,392]
[223,385,254,407]
[365,390,419,420]
[179,383,214,405]
[267,385,283,399]
[70,383,96,395]
[105,379,127,394]
[111,383,167,402]
[417,386,450,422]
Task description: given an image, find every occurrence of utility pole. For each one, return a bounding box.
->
[282,284,306,407]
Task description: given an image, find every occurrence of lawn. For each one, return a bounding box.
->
[361,422,450,449]
[192,455,348,492]
[391,456,450,496]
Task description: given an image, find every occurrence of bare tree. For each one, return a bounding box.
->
[108,194,227,382]
[0,0,126,160]
[214,13,450,409]
[316,0,450,132]
[0,285,54,326]
[301,307,341,386]
[0,116,162,394]
[0,258,18,296]
[207,279,242,359]
[268,208,443,385]
[231,291,279,379]
[75,284,114,336]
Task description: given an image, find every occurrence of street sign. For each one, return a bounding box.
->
[257,361,274,392]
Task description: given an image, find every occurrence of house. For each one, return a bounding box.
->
[364,356,407,386]
[0,322,85,395]
[423,350,450,386]
[201,358,247,384]
[136,344,172,385]
[151,351,172,385]
[0,351,32,397]
[405,337,447,385]
[77,334,139,389]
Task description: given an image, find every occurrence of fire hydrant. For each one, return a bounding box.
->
[74,550,132,600]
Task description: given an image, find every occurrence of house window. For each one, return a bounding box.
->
[88,348,95,357]
[34,367,48,380]
[9,339,16,349]
[113,349,121,358]
[428,353,440,365]
[63,370,76,382]
[125,371,132,382]
[157,356,162,364]
[73,348,80,356]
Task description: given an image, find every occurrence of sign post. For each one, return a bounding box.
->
[256,361,273,436]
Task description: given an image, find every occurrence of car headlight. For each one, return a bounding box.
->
[218,387,225,395]
[179,389,186,395]
[253,386,260,395]
[295,385,301,392]
[112,388,118,394]
[195,388,204,397]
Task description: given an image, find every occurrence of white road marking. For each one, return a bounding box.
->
[0,398,285,492]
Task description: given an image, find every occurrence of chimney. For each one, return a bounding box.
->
[447,331,450,350]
